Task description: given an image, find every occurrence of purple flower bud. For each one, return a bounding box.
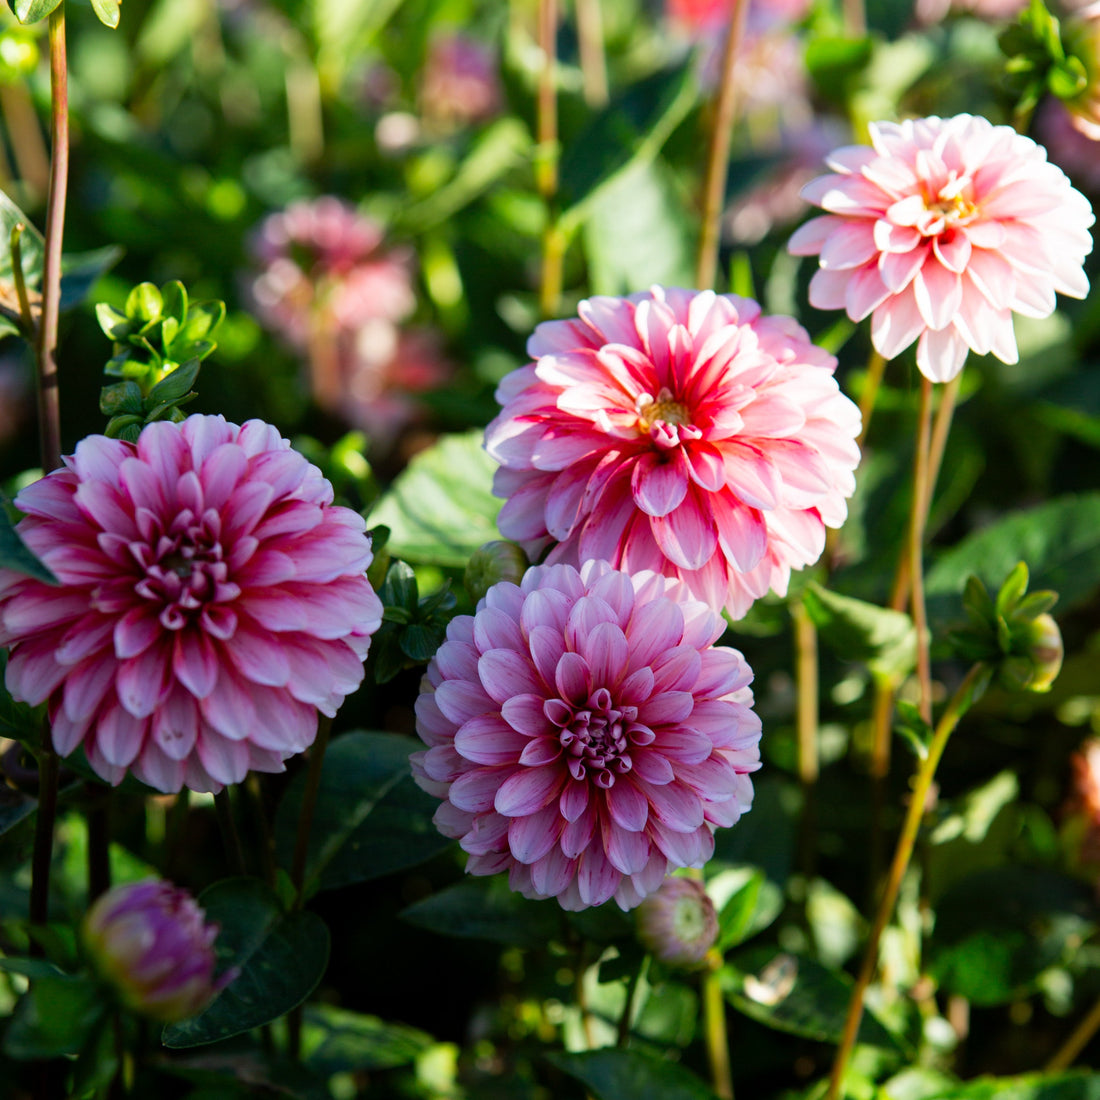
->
[81,880,228,1022]
[636,877,719,969]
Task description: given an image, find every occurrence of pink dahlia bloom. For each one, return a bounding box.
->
[484,287,861,620]
[0,415,383,793]
[411,560,761,911]
[789,113,1095,382]
[82,879,230,1022]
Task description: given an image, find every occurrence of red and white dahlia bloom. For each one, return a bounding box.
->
[484,287,861,620]
[789,113,1095,382]
[0,415,383,793]
[411,560,761,911]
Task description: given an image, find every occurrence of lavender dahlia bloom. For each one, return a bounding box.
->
[411,560,762,911]
[0,415,383,793]
[82,880,228,1022]
[636,876,719,968]
[484,287,861,620]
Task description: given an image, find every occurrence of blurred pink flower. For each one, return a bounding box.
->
[419,34,502,131]
[0,415,383,793]
[82,879,230,1022]
[411,560,761,910]
[1064,0,1100,141]
[484,287,861,620]
[249,197,415,349]
[789,114,1094,382]
[1035,96,1100,193]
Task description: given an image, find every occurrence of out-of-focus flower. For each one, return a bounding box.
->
[789,113,1095,383]
[998,612,1064,693]
[1064,0,1100,140]
[82,880,228,1022]
[464,540,529,603]
[667,0,810,33]
[419,34,502,132]
[411,560,761,910]
[249,197,415,349]
[0,415,383,792]
[484,287,860,620]
[1035,96,1100,192]
[636,876,719,967]
[1064,739,1100,875]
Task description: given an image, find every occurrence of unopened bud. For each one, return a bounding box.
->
[82,880,229,1022]
[636,877,718,969]
[464,540,528,603]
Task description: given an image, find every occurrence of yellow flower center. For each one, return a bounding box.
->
[637,388,691,434]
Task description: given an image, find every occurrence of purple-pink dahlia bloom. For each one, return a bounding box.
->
[484,287,861,620]
[82,879,228,1022]
[788,113,1095,382]
[411,560,762,911]
[0,415,383,793]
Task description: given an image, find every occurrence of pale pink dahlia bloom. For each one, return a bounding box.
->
[411,560,761,910]
[788,113,1095,382]
[484,287,861,620]
[0,415,383,793]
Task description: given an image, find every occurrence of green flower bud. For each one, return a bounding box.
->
[464,540,528,603]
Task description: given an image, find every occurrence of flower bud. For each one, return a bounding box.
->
[999,613,1064,693]
[82,880,227,1022]
[636,877,719,969]
[464,540,528,603]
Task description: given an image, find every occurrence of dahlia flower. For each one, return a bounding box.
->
[636,876,719,968]
[788,113,1095,382]
[0,415,383,793]
[484,287,861,620]
[419,34,502,131]
[82,879,228,1022]
[411,560,761,911]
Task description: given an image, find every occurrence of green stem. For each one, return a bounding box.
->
[536,0,562,318]
[909,376,934,726]
[616,955,649,1047]
[9,224,34,334]
[855,350,885,451]
[213,789,247,878]
[826,663,986,1100]
[35,2,68,476]
[695,0,751,290]
[1046,991,1100,1071]
[703,958,733,1099]
[575,0,608,107]
[792,598,818,880]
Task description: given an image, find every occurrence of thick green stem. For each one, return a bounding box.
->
[909,377,934,725]
[826,664,986,1100]
[703,958,733,1099]
[695,0,751,290]
[575,0,608,107]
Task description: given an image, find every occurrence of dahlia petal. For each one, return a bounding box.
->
[819,221,878,270]
[173,631,219,699]
[559,779,589,822]
[648,783,705,831]
[579,621,629,687]
[529,847,575,898]
[649,493,718,572]
[450,767,509,813]
[913,261,962,331]
[603,818,651,874]
[152,690,199,761]
[116,644,169,718]
[95,704,146,768]
[454,715,528,764]
[495,766,565,817]
[201,668,259,741]
[870,289,925,360]
[631,751,675,784]
[555,651,591,704]
[631,451,689,518]
[576,844,620,907]
[916,325,970,383]
[52,708,92,757]
[62,654,116,722]
[195,728,251,787]
[719,444,781,511]
[606,776,649,832]
[479,649,541,704]
[508,806,561,863]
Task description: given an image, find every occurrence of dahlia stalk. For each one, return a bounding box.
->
[411,560,762,911]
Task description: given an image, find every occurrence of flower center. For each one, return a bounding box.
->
[131,508,241,631]
[919,175,978,234]
[548,687,647,788]
[637,388,693,435]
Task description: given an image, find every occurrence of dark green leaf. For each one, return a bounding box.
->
[559,65,698,217]
[161,280,187,324]
[3,972,105,1059]
[401,877,562,948]
[0,785,36,839]
[805,35,874,103]
[935,1071,1100,1099]
[161,878,330,1048]
[302,1004,434,1075]
[370,431,502,568]
[149,358,201,404]
[803,583,916,679]
[0,192,42,330]
[274,732,447,893]
[399,622,445,662]
[381,561,419,613]
[714,868,782,952]
[99,380,144,416]
[895,699,933,760]
[727,949,905,1051]
[11,0,62,24]
[927,495,1100,619]
[547,1048,720,1100]
[0,496,58,584]
[59,245,122,312]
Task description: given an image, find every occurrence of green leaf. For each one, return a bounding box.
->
[99,380,144,416]
[401,877,562,948]
[559,64,699,222]
[161,878,330,1048]
[929,868,1095,1007]
[802,583,916,679]
[804,35,874,103]
[0,785,36,839]
[934,1071,1100,1099]
[0,496,58,584]
[711,868,783,952]
[995,561,1030,617]
[0,191,43,331]
[894,700,933,760]
[302,1004,434,1075]
[274,732,449,894]
[370,431,503,568]
[149,358,201,404]
[927,495,1100,619]
[727,949,905,1051]
[126,281,163,323]
[547,1048,721,1100]
[3,972,105,1059]
[11,0,63,24]
[583,158,695,296]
